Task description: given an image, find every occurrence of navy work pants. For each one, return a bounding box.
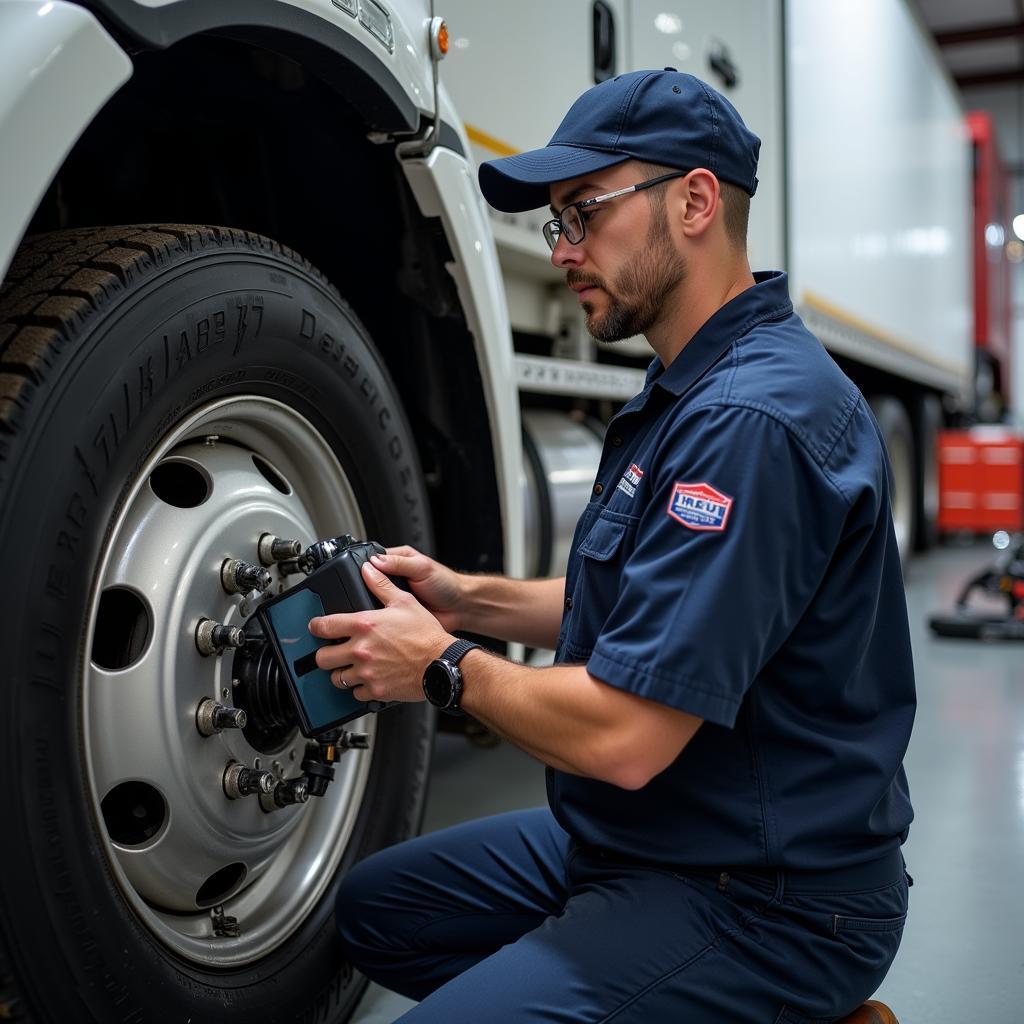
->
[336,808,909,1023]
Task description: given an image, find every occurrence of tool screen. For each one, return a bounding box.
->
[263,588,363,731]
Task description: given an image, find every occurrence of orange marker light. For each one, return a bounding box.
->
[430,16,449,61]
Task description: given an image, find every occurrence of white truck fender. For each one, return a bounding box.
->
[400,145,526,582]
[0,1,132,282]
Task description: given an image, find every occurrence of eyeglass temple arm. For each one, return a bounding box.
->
[580,170,687,208]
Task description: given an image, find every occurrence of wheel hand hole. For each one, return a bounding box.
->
[149,459,211,508]
[92,587,151,670]
[101,781,167,846]
[196,863,247,909]
[252,454,291,495]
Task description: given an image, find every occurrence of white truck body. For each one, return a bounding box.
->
[786,0,972,399]
[441,0,971,400]
[0,1,131,281]
[1,0,970,576]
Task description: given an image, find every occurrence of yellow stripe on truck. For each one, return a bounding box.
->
[464,124,520,157]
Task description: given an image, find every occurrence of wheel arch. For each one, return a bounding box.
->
[78,0,426,134]
[0,2,132,283]
[14,23,508,578]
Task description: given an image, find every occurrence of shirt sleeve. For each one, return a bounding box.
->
[587,402,850,728]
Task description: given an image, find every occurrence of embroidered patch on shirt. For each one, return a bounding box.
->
[616,463,645,498]
[666,482,733,531]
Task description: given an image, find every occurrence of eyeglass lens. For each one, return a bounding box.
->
[544,206,586,252]
[562,206,584,244]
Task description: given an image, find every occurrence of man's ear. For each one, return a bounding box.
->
[678,169,720,239]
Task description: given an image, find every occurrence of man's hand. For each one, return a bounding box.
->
[374,547,567,649]
[309,560,453,702]
[369,546,465,632]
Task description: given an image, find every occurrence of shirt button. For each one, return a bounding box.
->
[611,436,623,447]
[593,483,604,495]
[564,597,573,610]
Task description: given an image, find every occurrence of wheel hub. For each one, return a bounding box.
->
[82,397,375,967]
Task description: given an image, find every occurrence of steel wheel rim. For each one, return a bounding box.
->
[82,396,375,967]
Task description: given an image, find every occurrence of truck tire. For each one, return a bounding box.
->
[912,393,942,551]
[0,225,435,1023]
[868,395,916,567]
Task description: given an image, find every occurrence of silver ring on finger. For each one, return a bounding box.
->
[339,677,349,689]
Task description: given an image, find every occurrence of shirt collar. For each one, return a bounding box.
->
[644,270,793,396]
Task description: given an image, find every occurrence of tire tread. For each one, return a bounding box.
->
[0,224,335,477]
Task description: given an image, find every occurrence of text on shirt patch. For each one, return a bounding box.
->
[666,482,733,531]
[616,463,645,498]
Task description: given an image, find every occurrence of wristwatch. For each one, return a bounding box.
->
[422,639,481,716]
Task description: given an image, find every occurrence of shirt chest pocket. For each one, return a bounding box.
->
[561,514,635,661]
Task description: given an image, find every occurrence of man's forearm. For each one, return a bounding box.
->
[458,574,565,649]
[453,650,703,790]
[456,651,612,777]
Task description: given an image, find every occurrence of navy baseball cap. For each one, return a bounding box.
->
[478,69,760,213]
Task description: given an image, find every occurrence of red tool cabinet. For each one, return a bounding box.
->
[938,428,1023,533]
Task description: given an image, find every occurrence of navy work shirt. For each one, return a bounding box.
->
[551,271,915,871]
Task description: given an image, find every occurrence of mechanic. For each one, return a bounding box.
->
[313,69,916,1022]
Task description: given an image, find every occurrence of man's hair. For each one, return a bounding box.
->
[636,161,749,249]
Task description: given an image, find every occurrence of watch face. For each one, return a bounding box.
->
[423,661,456,708]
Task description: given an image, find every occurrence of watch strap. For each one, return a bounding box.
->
[439,638,480,666]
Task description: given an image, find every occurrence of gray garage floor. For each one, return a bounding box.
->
[351,538,1024,1024]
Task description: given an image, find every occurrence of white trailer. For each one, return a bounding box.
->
[0,0,969,1019]
[443,0,972,559]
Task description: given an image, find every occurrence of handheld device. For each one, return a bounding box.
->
[255,535,399,735]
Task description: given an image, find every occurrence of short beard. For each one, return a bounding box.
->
[569,212,687,343]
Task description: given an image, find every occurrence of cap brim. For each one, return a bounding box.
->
[478,145,630,213]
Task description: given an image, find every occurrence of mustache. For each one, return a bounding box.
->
[566,270,607,292]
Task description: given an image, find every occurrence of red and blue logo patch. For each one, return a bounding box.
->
[616,463,644,498]
[666,482,733,532]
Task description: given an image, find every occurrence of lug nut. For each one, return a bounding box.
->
[195,618,247,656]
[221,558,273,595]
[214,706,247,730]
[274,778,310,807]
[258,534,304,566]
[259,776,311,813]
[223,763,277,799]
[196,698,247,736]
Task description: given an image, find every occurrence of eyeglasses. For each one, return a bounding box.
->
[542,171,686,252]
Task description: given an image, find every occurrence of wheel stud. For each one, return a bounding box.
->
[196,698,248,736]
[195,618,246,656]
[221,559,273,595]
[258,533,303,566]
[223,763,277,799]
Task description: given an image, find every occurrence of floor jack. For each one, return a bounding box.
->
[928,531,1024,640]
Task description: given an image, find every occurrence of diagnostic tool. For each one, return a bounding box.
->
[256,535,398,735]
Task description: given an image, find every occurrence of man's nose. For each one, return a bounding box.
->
[550,233,584,269]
